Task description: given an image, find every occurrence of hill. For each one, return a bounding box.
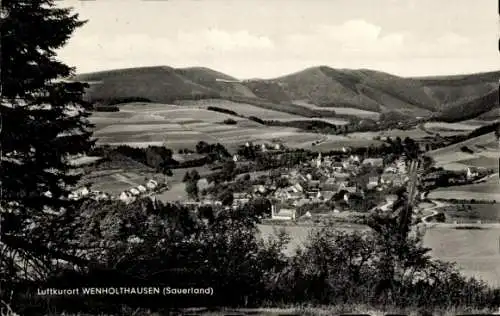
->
[75,65,499,122]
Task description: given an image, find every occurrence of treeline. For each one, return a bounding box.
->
[91,141,231,171]
[12,197,500,315]
[431,121,500,151]
[207,106,239,117]
[433,198,497,204]
[113,145,178,172]
[435,89,499,123]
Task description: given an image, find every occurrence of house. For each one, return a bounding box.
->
[380,174,395,184]
[362,158,384,167]
[130,188,140,196]
[349,155,361,163]
[271,204,296,221]
[233,192,252,199]
[301,211,312,219]
[119,191,134,203]
[466,167,479,179]
[343,186,357,193]
[332,162,343,172]
[252,184,267,194]
[333,172,350,181]
[306,191,320,199]
[396,159,407,173]
[137,185,147,193]
[293,183,304,193]
[321,178,339,191]
[308,180,321,189]
[233,198,250,208]
[233,154,239,162]
[384,166,398,174]
[367,176,379,189]
[320,190,335,201]
[96,192,110,201]
[274,188,291,200]
[79,186,90,197]
[146,180,158,190]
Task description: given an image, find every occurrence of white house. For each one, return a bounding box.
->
[146,180,158,190]
[137,185,147,193]
[367,176,379,189]
[233,154,239,162]
[119,191,134,203]
[466,167,479,179]
[362,158,384,167]
[349,155,361,163]
[130,188,140,196]
[271,204,296,221]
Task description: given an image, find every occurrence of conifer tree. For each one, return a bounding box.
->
[1,0,94,294]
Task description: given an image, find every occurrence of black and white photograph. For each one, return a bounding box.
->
[1,0,499,315]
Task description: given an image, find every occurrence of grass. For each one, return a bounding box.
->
[91,103,326,151]
[428,178,500,202]
[441,204,500,223]
[423,226,500,287]
[293,100,381,120]
[178,99,303,120]
[428,132,498,169]
[456,156,499,170]
[424,122,484,132]
[348,128,430,140]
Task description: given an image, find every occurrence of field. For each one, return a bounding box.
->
[293,100,381,120]
[307,134,383,151]
[349,128,431,140]
[178,99,304,120]
[424,122,484,132]
[423,226,500,287]
[91,103,324,151]
[82,169,151,195]
[427,132,498,170]
[179,99,349,125]
[442,204,500,223]
[428,177,500,201]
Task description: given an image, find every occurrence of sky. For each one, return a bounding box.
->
[56,0,499,79]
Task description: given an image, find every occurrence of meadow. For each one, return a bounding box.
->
[442,203,500,223]
[424,121,485,132]
[428,178,500,201]
[91,103,324,150]
[427,132,498,170]
[348,128,430,140]
[423,226,500,287]
[293,100,381,120]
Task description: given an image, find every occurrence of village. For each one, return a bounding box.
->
[62,138,495,226]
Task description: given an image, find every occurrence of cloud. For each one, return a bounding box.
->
[178,29,274,52]
[284,19,406,57]
[283,19,476,60]
[57,28,275,72]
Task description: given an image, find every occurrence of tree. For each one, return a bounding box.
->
[1,0,94,306]
[190,169,201,182]
[220,190,234,206]
[185,181,199,200]
[183,171,191,182]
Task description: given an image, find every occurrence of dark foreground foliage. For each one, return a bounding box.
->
[4,197,500,315]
